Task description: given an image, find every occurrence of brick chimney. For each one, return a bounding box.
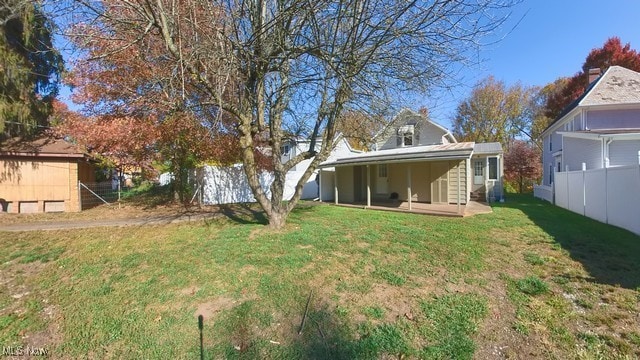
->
[588,68,601,84]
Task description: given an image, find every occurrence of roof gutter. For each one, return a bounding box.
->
[320,150,473,168]
[0,152,89,159]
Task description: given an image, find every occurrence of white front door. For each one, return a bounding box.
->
[376,164,388,194]
[474,160,484,185]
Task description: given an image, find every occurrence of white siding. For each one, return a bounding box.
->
[586,108,640,130]
[376,111,448,150]
[415,121,448,146]
[319,169,335,201]
[336,166,354,203]
[563,137,602,171]
[542,136,553,186]
[551,132,563,152]
[448,160,467,204]
[609,140,640,167]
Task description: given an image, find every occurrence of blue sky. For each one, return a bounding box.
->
[419,0,640,128]
[58,0,640,130]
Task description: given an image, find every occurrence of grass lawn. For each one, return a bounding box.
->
[1,194,639,359]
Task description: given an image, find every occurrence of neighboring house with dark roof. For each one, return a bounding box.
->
[538,66,640,191]
[318,109,503,214]
[0,136,96,213]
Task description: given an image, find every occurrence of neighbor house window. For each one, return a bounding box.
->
[488,157,498,180]
[280,145,290,155]
[549,164,553,184]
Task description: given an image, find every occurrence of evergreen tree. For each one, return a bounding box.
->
[0,1,63,139]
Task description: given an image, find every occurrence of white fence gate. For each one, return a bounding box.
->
[553,165,640,235]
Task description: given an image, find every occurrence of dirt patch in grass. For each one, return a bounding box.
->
[195,295,257,321]
[0,260,63,352]
[179,286,200,296]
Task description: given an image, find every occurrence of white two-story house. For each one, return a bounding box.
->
[536,66,640,202]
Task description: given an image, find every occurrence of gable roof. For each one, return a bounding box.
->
[581,66,640,106]
[546,66,640,132]
[373,108,457,145]
[0,136,90,159]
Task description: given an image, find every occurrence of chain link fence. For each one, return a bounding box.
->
[79,181,121,210]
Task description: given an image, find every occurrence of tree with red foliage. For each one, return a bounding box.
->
[545,37,640,119]
[55,4,244,201]
[504,140,542,194]
[51,99,160,177]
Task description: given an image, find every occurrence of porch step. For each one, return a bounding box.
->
[470,191,486,202]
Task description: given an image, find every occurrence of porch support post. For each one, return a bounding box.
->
[366,165,371,207]
[334,168,338,205]
[407,164,412,211]
[457,161,461,214]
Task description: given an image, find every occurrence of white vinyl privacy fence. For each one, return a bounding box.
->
[554,165,640,235]
[159,165,319,205]
[199,165,319,205]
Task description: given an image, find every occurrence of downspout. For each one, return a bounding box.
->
[604,138,613,167]
[601,138,606,168]
[561,134,564,172]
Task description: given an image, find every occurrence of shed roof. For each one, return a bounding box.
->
[0,136,89,159]
[473,142,503,154]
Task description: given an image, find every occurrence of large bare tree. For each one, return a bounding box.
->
[68,0,517,228]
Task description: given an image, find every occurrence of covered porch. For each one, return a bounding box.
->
[319,143,477,215]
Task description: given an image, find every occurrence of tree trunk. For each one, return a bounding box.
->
[268,208,288,229]
[518,175,523,194]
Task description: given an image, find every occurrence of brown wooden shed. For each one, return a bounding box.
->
[0,137,96,213]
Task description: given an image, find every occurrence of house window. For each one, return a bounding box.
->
[378,164,387,178]
[280,145,290,155]
[549,164,553,184]
[488,157,498,180]
[403,133,413,146]
[549,138,552,151]
[397,125,415,148]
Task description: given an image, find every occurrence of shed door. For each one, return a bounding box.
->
[376,164,388,194]
[431,162,449,204]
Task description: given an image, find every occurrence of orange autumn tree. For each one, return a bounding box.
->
[52,101,159,175]
[56,5,240,201]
